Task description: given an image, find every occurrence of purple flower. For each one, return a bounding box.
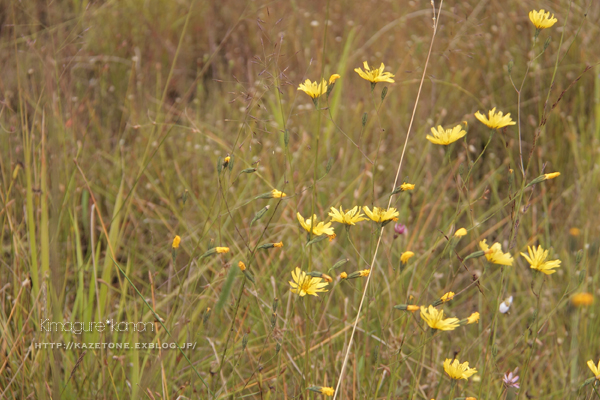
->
[503,367,520,389]
[394,223,407,238]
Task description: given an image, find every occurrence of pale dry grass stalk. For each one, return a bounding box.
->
[333,1,444,397]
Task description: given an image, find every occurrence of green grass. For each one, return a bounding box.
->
[1,0,600,399]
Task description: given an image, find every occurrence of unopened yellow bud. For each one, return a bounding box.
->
[238,261,246,271]
[340,272,348,279]
[273,241,284,248]
[454,228,467,237]
[216,247,230,254]
[172,235,181,249]
[544,172,560,180]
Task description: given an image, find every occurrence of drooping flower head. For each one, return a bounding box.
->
[454,228,467,237]
[520,245,561,275]
[328,74,341,85]
[354,61,395,84]
[529,9,558,30]
[587,360,600,380]
[443,358,478,380]
[420,305,460,331]
[363,206,399,223]
[479,240,514,266]
[474,108,516,129]
[401,251,415,264]
[297,212,334,236]
[427,124,467,145]
[298,79,328,99]
[329,206,367,226]
[289,267,329,297]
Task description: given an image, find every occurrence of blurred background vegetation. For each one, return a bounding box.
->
[1,0,599,398]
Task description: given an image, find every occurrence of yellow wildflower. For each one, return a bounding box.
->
[544,172,560,180]
[400,182,415,191]
[328,233,336,242]
[172,235,181,249]
[329,206,367,225]
[238,261,246,271]
[271,189,287,198]
[320,387,335,396]
[359,269,370,277]
[401,251,415,264]
[363,206,399,223]
[587,360,600,380]
[572,292,593,307]
[466,312,480,324]
[273,242,284,248]
[474,108,516,129]
[289,267,329,297]
[443,358,478,380]
[426,124,467,145]
[297,79,327,99]
[569,227,580,237]
[216,247,230,254]
[354,61,395,84]
[297,212,334,236]
[479,240,514,266]
[420,305,460,331]
[454,228,467,237]
[340,272,348,279]
[440,292,455,303]
[529,9,558,30]
[406,305,420,311]
[328,74,341,85]
[520,245,561,275]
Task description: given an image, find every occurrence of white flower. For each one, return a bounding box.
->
[499,296,513,314]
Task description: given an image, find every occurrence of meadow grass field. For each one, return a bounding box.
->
[1,0,600,398]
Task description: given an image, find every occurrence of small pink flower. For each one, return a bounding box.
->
[503,368,520,389]
[394,223,407,238]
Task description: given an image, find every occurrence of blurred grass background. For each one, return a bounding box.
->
[1,0,599,398]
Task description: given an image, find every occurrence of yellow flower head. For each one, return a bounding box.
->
[320,387,335,396]
[569,227,581,237]
[223,156,231,164]
[454,228,467,237]
[420,305,460,331]
[328,74,341,85]
[271,189,287,198]
[363,206,399,223]
[474,108,516,129]
[520,245,561,275]
[216,247,230,254]
[400,182,415,191]
[297,79,328,99]
[401,251,415,264]
[427,124,467,145]
[172,235,181,249]
[544,172,560,180]
[444,358,478,380]
[289,267,329,297]
[273,242,284,248]
[354,61,395,84]
[238,261,246,271]
[440,292,455,303]
[359,269,370,277]
[467,312,480,324]
[479,240,514,266]
[529,9,558,30]
[329,206,367,225]
[297,212,334,236]
[406,305,420,311]
[587,360,600,380]
[572,292,593,307]
[340,272,348,279]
